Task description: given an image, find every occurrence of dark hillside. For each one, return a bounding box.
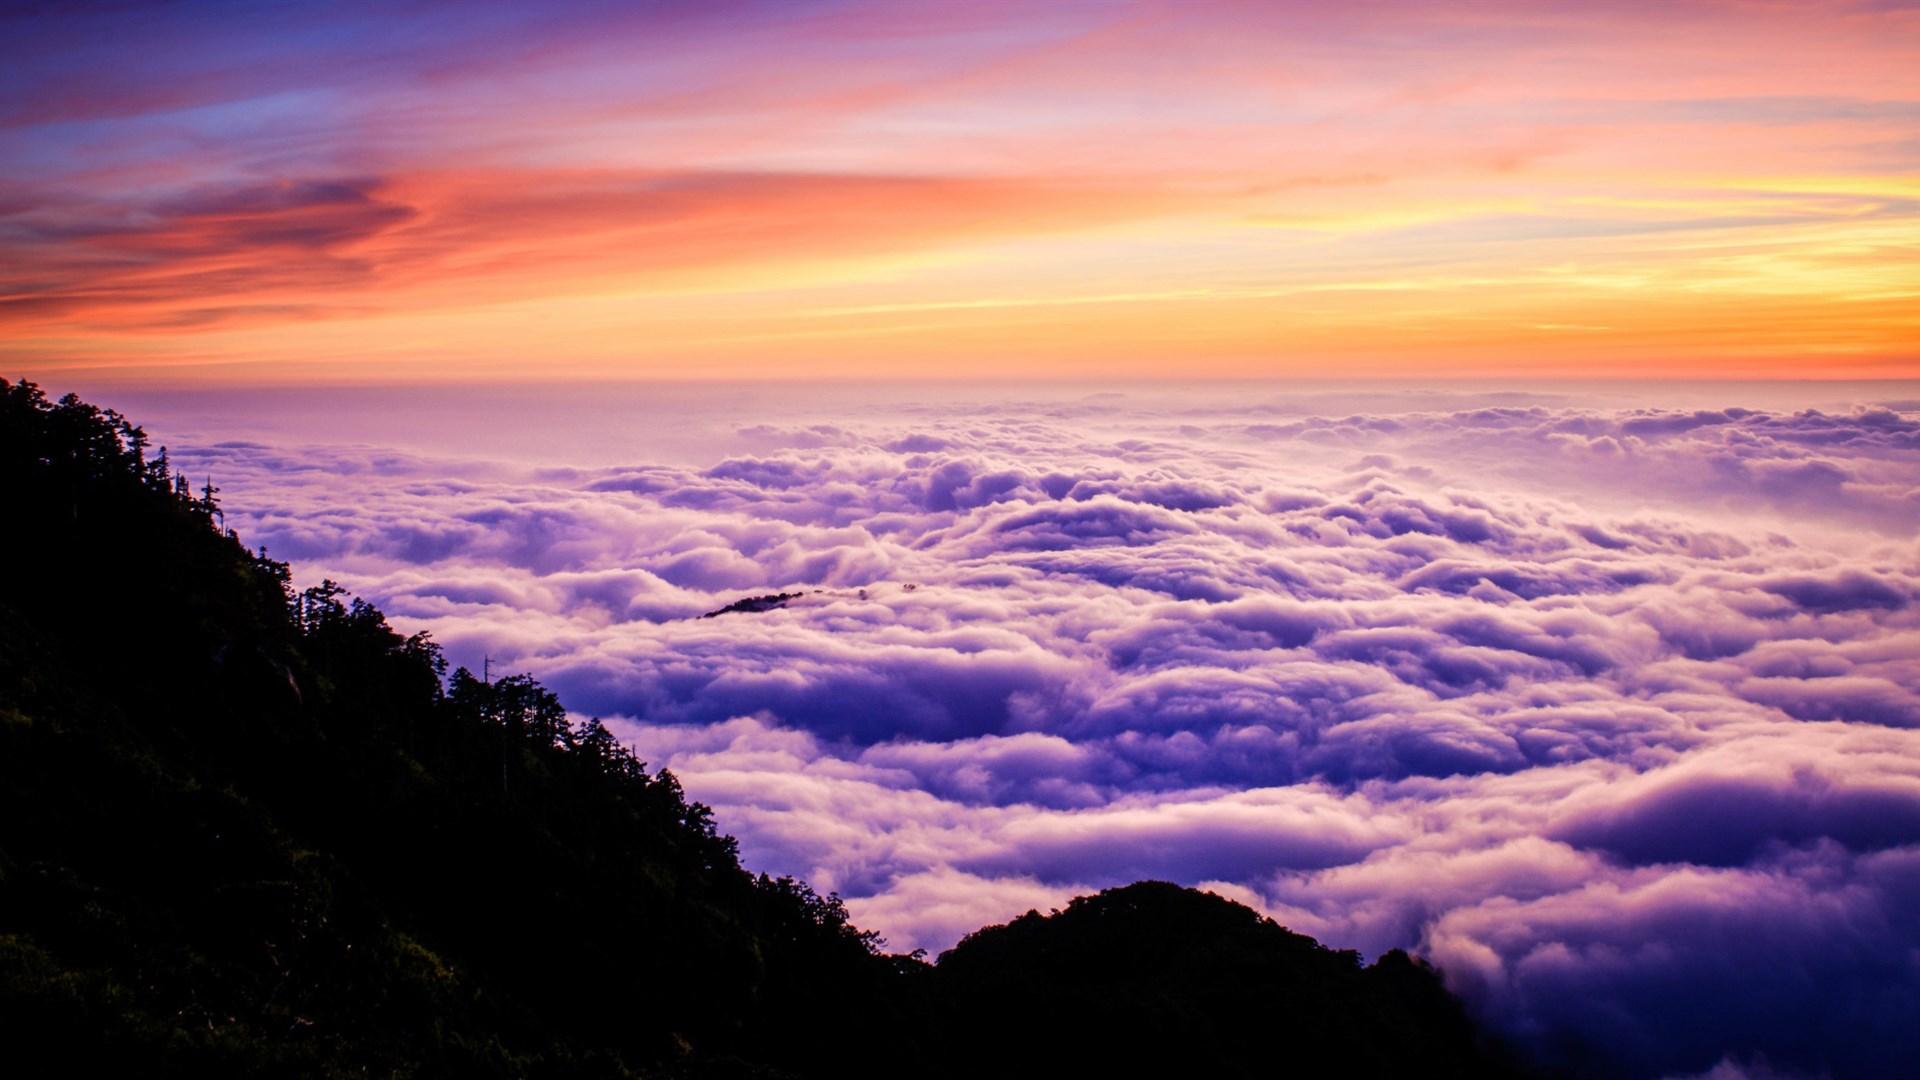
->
[0,379,1518,1078]
[0,379,913,1077]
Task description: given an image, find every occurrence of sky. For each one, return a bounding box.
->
[4,0,1920,384]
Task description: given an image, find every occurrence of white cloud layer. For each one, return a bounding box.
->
[159,385,1920,1076]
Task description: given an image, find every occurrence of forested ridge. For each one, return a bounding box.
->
[0,379,1519,1078]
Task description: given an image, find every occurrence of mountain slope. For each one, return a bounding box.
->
[0,379,1518,1078]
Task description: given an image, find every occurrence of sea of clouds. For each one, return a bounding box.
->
[146,384,1920,1077]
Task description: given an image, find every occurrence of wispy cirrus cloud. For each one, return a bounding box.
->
[0,170,1193,336]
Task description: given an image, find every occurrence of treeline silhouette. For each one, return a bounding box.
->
[0,379,1520,1078]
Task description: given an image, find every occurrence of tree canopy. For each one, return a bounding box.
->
[0,379,1519,1078]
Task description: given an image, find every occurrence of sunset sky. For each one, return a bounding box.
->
[4,0,1918,384]
[8,9,1920,1073]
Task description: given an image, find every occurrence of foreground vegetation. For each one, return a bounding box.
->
[0,379,1516,1077]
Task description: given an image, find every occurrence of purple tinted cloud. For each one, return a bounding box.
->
[158,391,1920,1077]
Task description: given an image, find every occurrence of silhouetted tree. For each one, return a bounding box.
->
[200,475,221,525]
